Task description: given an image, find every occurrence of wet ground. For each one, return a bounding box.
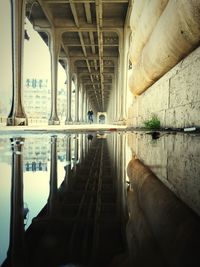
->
[0,131,200,267]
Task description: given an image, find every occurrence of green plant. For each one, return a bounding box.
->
[143,115,160,129]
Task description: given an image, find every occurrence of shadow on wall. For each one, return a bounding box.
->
[126,158,200,267]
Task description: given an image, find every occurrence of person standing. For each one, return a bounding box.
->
[87,110,93,123]
[90,110,93,123]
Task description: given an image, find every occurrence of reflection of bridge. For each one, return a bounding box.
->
[2,133,200,267]
[2,134,127,267]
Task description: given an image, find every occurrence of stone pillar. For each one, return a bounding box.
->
[86,96,88,113]
[118,33,124,122]
[75,75,79,123]
[114,64,120,122]
[122,28,131,122]
[111,73,117,123]
[79,84,82,122]
[48,135,58,216]
[7,0,28,126]
[48,30,60,125]
[8,138,26,266]
[83,88,87,122]
[80,85,84,123]
[65,59,73,123]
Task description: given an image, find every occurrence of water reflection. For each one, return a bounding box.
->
[127,132,200,216]
[7,138,26,267]
[0,132,200,267]
[1,133,127,267]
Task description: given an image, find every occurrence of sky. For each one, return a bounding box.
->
[0,0,66,114]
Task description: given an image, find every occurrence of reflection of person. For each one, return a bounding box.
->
[87,110,93,123]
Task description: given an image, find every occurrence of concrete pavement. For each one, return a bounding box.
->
[0,123,127,134]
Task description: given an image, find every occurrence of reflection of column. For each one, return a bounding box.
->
[65,59,73,123]
[73,134,79,172]
[79,134,83,164]
[8,138,26,266]
[116,133,122,217]
[75,134,79,164]
[7,0,28,126]
[48,30,60,125]
[64,135,71,187]
[83,134,86,159]
[48,136,58,216]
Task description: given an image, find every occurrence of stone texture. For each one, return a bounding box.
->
[128,45,200,128]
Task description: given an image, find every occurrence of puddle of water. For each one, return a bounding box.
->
[0,131,200,266]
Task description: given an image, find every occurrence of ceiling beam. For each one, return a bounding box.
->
[69,0,101,109]
[44,0,129,3]
[95,0,104,110]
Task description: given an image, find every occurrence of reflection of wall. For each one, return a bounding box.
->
[127,132,200,216]
[127,158,200,267]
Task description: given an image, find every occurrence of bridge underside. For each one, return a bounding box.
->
[27,0,130,114]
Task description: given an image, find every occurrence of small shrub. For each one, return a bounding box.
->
[143,115,160,130]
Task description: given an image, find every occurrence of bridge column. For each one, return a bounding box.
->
[80,84,84,123]
[83,88,87,122]
[48,30,60,125]
[79,84,82,123]
[75,75,80,123]
[118,33,124,123]
[8,138,26,266]
[115,63,121,122]
[113,70,117,123]
[65,59,73,123]
[7,0,28,126]
[121,28,131,123]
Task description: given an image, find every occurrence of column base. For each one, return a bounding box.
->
[48,119,60,125]
[7,116,28,126]
[65,120,73,125]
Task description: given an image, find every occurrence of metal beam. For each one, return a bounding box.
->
[44,0,129,3]
[69,0,101,109]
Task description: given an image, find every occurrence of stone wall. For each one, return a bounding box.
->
[127,45,200,128]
